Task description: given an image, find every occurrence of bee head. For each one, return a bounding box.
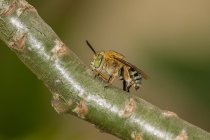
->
[91,53,103,69]
[86,40,104,70]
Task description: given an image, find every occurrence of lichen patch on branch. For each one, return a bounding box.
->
[18,0,34,10]
[0,0,35,17]
[16,0,36,16]
[9,33,27,51]
[51,93,72,114]
[0,0,17,16]
[51,39,69,58]
[73,100,89,119]
[120,98,136,118]
[175,129,188,140]
[131,131,143,140]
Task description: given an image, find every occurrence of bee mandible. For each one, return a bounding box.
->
[86,40,149,92]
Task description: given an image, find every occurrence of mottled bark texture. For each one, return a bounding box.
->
[0,0,210,140]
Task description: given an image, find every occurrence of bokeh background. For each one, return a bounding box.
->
[0,0,210,140]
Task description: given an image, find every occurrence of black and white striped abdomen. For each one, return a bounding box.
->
[129,69,142,90]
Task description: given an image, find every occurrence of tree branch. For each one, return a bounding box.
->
[0,0,209,139]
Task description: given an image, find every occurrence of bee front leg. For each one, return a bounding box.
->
[94,70,108,81]
[108,75,115,84]
[104,75,116,89]
[94,73,99,78]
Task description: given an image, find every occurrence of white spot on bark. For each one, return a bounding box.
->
[16,8,23,16]
[162,110,178,118]
[55,79,61,83]
[10,17,28,31]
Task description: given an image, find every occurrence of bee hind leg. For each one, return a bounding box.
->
[123,80,127,91]
[122,80,131,92]
[126,85,132,92]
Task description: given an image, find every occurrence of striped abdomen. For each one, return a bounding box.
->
[118,67,142,92]
[129,68,142,90]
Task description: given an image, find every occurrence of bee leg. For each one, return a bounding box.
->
[122,66,132,92]
[126,85,132,92]
[94,70,108,81]
[122,81,131,92]
[104,75,115,88]
[108,75,116,84]
[104,76,112,88]
[94,73,99,78]
[123,80,127,91]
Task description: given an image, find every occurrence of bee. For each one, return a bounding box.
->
[86,40,149,92]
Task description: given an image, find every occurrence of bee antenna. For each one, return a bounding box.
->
[86,40,96,54]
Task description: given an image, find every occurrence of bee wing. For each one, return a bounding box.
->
[114,57,149,80]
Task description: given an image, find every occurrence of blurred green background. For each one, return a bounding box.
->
[0,0,210,140]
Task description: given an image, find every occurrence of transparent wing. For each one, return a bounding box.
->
[114,57,149,80]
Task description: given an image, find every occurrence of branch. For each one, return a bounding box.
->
[0,0,209,140]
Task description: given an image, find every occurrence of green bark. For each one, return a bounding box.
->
[0,0,209,139]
